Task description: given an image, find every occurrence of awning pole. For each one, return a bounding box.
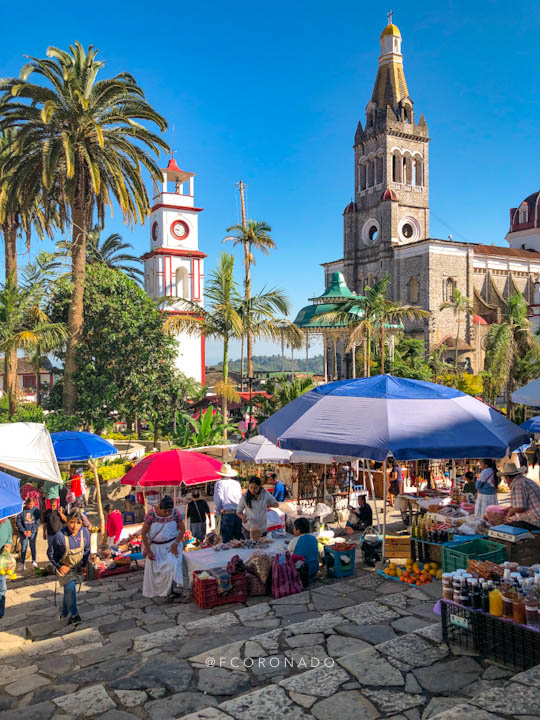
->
[367,462,381,532]
[382,457,388,562]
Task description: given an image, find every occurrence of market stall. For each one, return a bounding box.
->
[260,374,529,560]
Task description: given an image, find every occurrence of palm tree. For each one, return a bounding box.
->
[0,42,168,413]
[439,288,472,371]
[377,301,429,374]
[0,277,67,415]
[55,226,143,281]
[428,344,452,383]
[225,220,276,378]
[484,291,534,419]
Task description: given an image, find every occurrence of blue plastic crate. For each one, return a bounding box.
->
[324,546,356,578]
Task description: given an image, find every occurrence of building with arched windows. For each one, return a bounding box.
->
[320,18,540,375]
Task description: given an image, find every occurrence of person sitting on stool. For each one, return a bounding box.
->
[346,495,373,532]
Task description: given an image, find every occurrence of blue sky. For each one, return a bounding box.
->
[2,0,540,364]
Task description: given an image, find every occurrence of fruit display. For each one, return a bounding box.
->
[0,568,17,580]
[89,526,100,533]
[381,558,443,585]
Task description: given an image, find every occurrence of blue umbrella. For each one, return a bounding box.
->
[51,431,118,462]
[260,375,529,461]
[0,470,23,520]
[521,416,540,434]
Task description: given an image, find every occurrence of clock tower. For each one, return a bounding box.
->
[143,157,205,384]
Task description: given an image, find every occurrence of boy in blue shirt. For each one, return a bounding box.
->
[271,473,286,503]
[288,517,319,577]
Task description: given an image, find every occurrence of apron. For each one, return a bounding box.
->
[58,531,84,587]
[142,512,183,598]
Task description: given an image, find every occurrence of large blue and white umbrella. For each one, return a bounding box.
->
[0,470,23,520]
[51,431,118,462]
[521,416,540,434]
[234,435,292,464]
[260,375,529,461]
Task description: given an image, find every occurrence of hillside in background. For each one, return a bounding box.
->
[213,354,324,374]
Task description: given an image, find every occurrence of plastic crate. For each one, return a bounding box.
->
[442,538,506,572]
[479,613,540,670]
[192,571,248,609]
[440,599,482,653]
[324,546,356,578]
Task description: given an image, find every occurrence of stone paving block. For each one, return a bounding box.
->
[340,600,401,625]
[471,684,540,717]
[235,602,272,622]
[185,612,239,634]
[273,603,309,618]
[335,622,398,644]
[0,663,38,686]
[271,590,311,604]
[107,626,147,644]
[279,664,350,697]
[284,632,325,648]
[62,626,102,647]
[378,592,409,609]
[244,640,265,657]
[392,616,437,634]
[220,685,306,720]
[413,623,443,643]
[377,633,448,668]
[189,641,247,671]
[312,594,356,612]
[53,684,116,716]
[76,641,128,668]
[63,641,102,655]
[326,634,372,657]
[311,690,379,720]
[284,611,343,636]
[20,636,65,658]
[288,691,316,708]
[197,666,251,696]
[100,711,139,720]
[282,610,322,625]
[133,624,186,652]
[284,644,329,668]
[413,657,483,694]
[182,711,234,720]
[27,618,67,639]
[426,704,505,720]
[242,618,281,629]
[0,701,55,720]
[109,655,193,692]
[422,697,469,719]
[510,664,540,686]
[31,683,79,704]
[338,647,405,686]
[363,689,425,715]
[0,628,27,646]
[4,672,51,696]
[113,689,148,707]
[145,692,218,720]
[69,655,142,686]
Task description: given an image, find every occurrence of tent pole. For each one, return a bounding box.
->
[367,462,380,532]
[382,458,388,562]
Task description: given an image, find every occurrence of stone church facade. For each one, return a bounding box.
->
[322,19,540,376]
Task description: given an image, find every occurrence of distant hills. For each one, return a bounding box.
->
[213,354,324,374]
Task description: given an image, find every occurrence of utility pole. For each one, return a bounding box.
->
[236,181,248,391]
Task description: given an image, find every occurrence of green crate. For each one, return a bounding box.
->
[442,539,507,573]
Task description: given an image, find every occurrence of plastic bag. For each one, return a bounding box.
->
[0,548,16,575]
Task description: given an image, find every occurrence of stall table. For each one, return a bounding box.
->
[183,535,292,587]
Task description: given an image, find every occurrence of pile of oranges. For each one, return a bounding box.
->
[383,559,441,585]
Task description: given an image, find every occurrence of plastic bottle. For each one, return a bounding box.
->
[525,592,539,629]
[512,591,526,625]
[471,579,481,610]
[481,582,490,612]
[461,579,471,607]
[503,562,512,584]
[502,584,514,619]
[489,586,503,616]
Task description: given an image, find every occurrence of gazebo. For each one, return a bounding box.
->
[294,272,364,381]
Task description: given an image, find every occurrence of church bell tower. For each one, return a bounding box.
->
[343,15,430,295]
[143,158,205,384]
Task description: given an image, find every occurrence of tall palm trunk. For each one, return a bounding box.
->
[63,187,90,413]
[454,312,461,372]
[3,214,19,417]
[34,345,41,407]
[222,336,229,439]
[380,323,386,375]
[281,335,285,373]
[243,241,254,377]
[240,334,245,391]
[366,328,372,377]
[363,336,368,377]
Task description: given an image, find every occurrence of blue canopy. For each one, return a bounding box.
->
[0,470,22,520]
[259,375,529,461]
[521,416,540,434]
[234,435,292,464]
[51,431,118,462]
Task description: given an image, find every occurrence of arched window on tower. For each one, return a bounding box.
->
[414,158,423,187]
[376,156,383,185]
[443,277,456,302]
[359,164,367,191]
[407,276,419,304]
[519,203,529,224]
[175,266,190,300]
[392,153,402,183]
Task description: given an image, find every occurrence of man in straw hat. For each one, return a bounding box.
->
[214,464,243,542]
[499,461,540,530]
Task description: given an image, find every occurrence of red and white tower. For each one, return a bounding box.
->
[143,158,205,384]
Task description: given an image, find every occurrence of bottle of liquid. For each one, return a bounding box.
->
[461,579,471,607]
[502,584,514,619]
[453,578,462,604]
[503,562,512,584]
[512,591,527,625]
[525,592,539,629]
[481,582,490,612]
[489,586,503,616]
[471,579,481,610]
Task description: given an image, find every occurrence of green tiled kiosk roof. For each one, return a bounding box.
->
[309,272,360,304]
[294,301,363,329]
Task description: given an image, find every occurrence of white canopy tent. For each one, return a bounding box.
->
[512,378,540,408]
[0,422,62,484]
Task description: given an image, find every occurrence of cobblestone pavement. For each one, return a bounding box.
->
[0,555,537,720]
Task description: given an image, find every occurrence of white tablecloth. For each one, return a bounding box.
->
[183,535,292,587]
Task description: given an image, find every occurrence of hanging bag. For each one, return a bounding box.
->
[271,551,303,599]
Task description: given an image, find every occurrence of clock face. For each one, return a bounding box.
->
[151,221,159,244]
[170,219,189,242]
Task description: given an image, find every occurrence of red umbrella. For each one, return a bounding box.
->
[121,449,222,488]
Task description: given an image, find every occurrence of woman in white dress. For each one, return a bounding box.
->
[142,495,186,598]
[474,459,499,519]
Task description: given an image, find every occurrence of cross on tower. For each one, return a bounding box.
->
[387,9,393,24]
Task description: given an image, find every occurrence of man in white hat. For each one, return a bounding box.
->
[499,461,540,529]
[213,464,243,541]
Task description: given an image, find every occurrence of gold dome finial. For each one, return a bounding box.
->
[380,10,401,38]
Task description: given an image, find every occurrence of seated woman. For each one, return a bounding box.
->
[142,495,187,599]
[237,476,279,538]
[287,517,320,577]
[47,509,90,625]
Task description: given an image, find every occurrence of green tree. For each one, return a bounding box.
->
[391,337,432,381]
[0,276,67,416]
[55,226,143,282]
[428,344,452,384]
[225,220,276,379]
[47,264,190,433]
[484,291,537,419]
[439,288,472,371]
[0,42,168,413]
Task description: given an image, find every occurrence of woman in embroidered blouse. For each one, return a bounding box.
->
[142,495,186,598]
[475,459,498,519]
